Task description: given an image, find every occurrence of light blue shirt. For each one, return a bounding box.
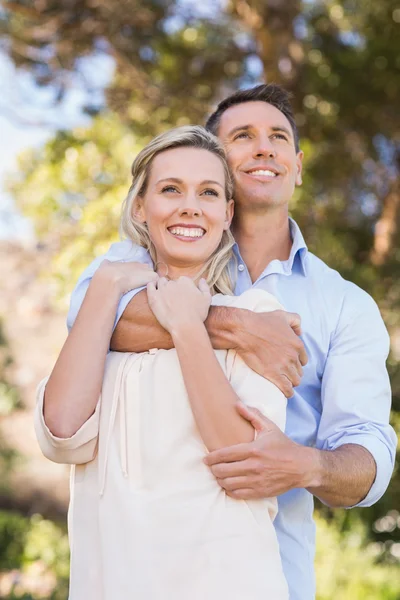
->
[67,219,397,600]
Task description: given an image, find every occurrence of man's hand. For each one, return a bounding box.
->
[234,309,308,398]
[203,402,316,500]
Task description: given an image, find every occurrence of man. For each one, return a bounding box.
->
[68,84,397,599]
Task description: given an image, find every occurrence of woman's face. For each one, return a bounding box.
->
[136,147,234,271]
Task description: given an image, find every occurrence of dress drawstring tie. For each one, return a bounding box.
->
[99,353,136,497]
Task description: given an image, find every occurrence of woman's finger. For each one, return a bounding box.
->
[157,277,169,289]
[146,281,157,304]
[198,278,210,294]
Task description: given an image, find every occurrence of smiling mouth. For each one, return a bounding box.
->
[246,168,278,178]
[167,226,206,240]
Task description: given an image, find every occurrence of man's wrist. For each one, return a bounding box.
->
[206,305,247,350]
[295,445,323,490]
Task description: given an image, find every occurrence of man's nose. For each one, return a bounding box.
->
[253,135,276,159]
[178,193,203,217]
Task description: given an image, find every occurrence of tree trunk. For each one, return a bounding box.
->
[229,0,303,89]
[371,180,400,266]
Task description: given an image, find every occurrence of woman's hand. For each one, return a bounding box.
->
[147,277,212,335]
[94,260,159,296]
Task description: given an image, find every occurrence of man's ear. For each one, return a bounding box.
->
[223,199,235,230]
[295,150,304,186]
[133,196,146,223]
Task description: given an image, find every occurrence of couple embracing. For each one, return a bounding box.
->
[35,84,396,599]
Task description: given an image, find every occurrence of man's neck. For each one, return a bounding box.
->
[232,206,292,283]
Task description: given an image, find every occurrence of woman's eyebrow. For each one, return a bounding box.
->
[156,178,223,188]
[201,180,224,188]
[156,177,183,185]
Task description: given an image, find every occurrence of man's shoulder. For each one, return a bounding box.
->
[305,251,381,322]
[102,239,150,262]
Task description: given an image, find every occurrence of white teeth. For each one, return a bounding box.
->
[249,169,277,177]
[169,227,205,238]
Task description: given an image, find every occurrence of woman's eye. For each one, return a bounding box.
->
[202,188,219,197]
[161,185,179,193]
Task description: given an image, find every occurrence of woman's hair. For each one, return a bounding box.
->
[120,125,236,295]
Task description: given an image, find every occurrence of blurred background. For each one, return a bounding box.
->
[0,0,399,598]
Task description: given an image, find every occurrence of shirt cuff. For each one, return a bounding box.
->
[330,433,395,508]
[34,378,100,464]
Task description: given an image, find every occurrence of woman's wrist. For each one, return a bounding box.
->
[92,263,125,298]
[170,319,207,344]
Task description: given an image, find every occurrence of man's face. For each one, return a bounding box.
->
[217,101,303,212]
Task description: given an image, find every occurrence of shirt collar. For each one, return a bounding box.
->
[233,217,308,277]
[287,217,308,276]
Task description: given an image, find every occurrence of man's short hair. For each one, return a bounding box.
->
[205,83,300,152]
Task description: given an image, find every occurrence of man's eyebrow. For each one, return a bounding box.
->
[227,124,252,137]
[227,124,293,138]
[271,125,293,138]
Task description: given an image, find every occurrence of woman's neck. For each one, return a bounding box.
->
[154,260,205,281]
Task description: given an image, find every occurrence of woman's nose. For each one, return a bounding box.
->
[178,194,203,217]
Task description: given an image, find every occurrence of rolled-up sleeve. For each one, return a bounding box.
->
[34,378,101,465]
[66,240,152,332]
[317,285,397,507]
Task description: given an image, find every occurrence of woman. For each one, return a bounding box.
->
[35,126,288,599]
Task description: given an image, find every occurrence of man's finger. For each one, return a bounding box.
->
[298,343,308,366]
[295,359,303,379]
[216,476,252,491]
[235,402,272,432]
[277,374,294,399]
[204,442,253,466]
[285,364,301,388]
[285,311,302,336]
[210,461,255,479]
[226,488,258,500]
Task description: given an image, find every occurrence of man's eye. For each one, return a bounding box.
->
[202,189,219,197]
[234,132,250,140]
[271,133,288,141]
[161,185,179,193]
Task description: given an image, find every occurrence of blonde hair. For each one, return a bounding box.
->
[120,125,236,294]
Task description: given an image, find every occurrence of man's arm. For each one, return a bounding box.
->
[204,405,377,508]
[204,286,397,508]
[111,290,307,398]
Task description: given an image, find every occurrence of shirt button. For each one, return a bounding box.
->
[238,264,245,272]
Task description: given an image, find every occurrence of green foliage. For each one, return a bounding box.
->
[315,515,400,599]
[0,320,22,493]
[0,511,69,599]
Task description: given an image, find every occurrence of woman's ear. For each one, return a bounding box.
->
[133,196,146,223]
[223,199,234,230]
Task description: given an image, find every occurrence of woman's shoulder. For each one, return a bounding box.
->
[211,289,284,313]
